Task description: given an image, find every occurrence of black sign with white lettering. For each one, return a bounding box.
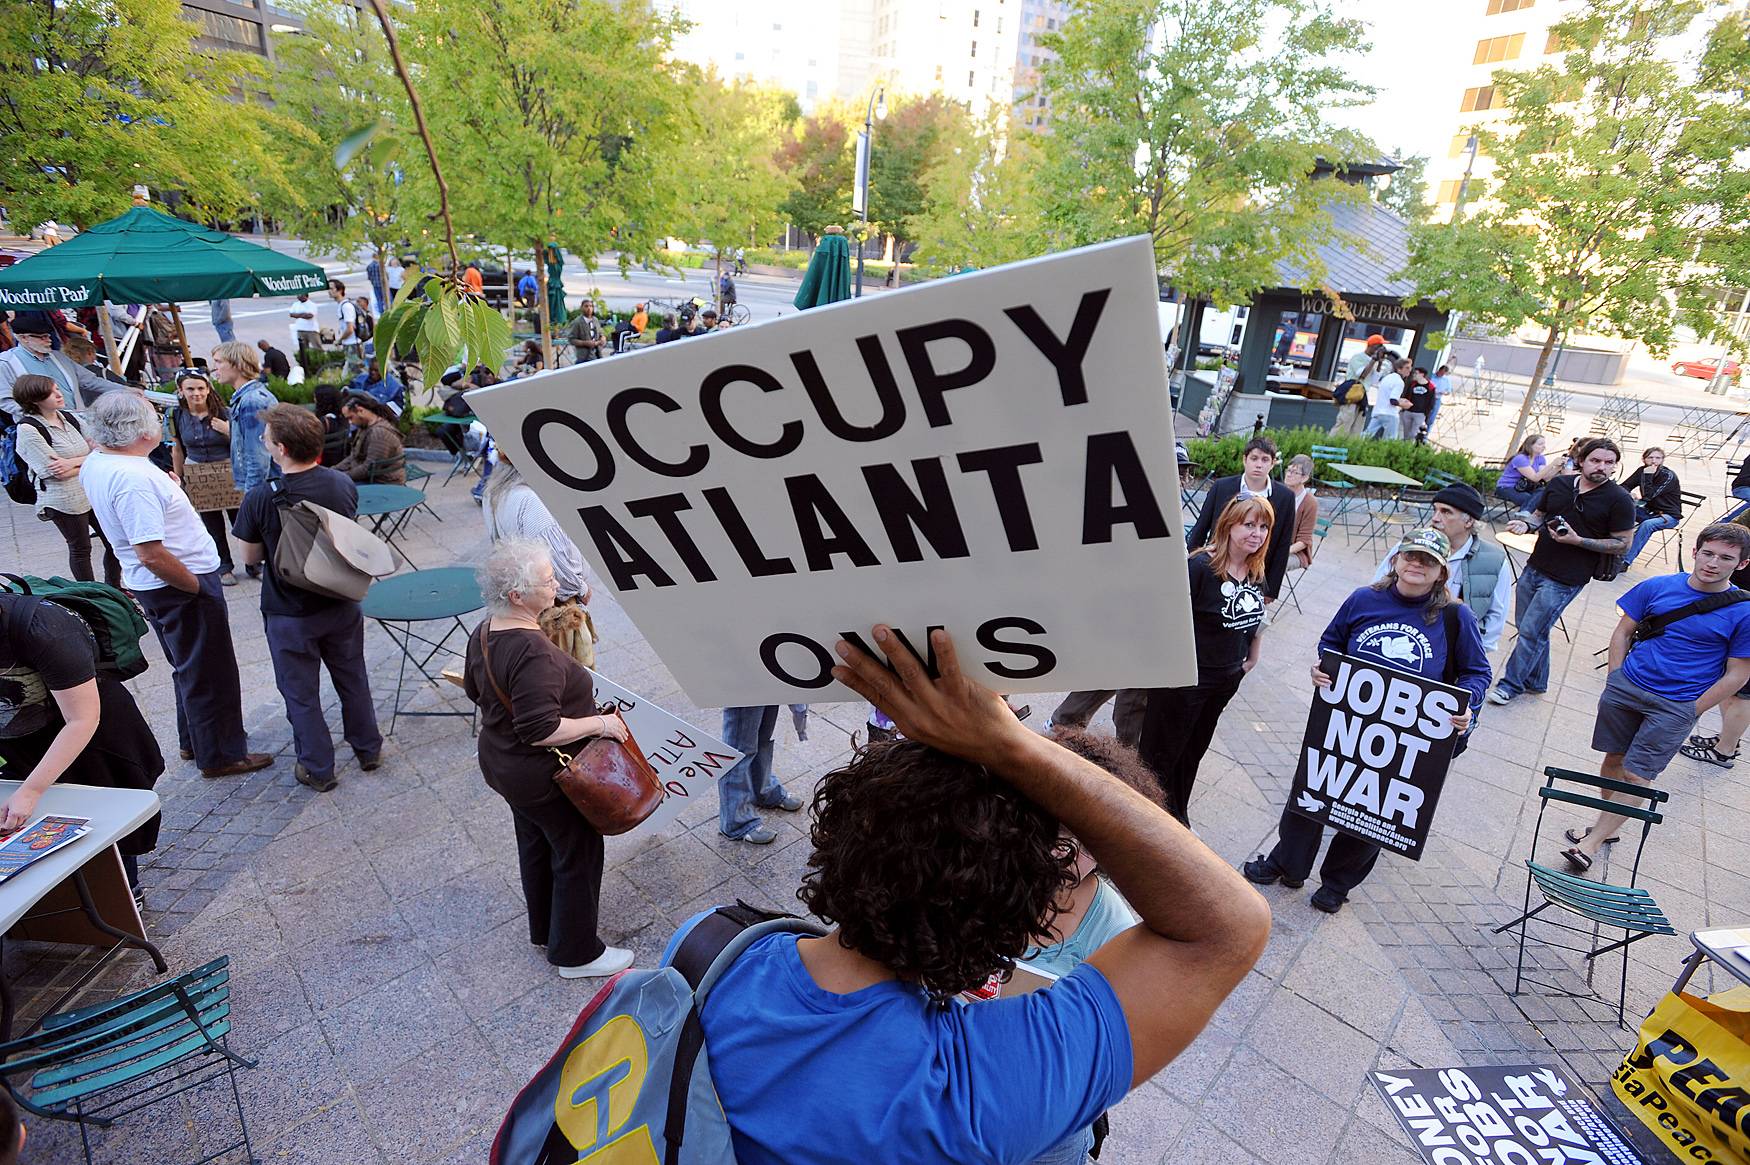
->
[1288,651,1470,860]
[1371,1065,1647,1165]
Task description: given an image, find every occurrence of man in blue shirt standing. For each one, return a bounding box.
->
[1562,523,1750,873]
[686,629,1271,1164]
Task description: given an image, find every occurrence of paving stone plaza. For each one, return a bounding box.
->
[9,432,1749,1165]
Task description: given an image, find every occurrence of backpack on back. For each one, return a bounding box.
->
[492,903,826,1165]
[355,308,375,343]
[0,573,150,679]
[270,482,398,601]
[1,413,34,506]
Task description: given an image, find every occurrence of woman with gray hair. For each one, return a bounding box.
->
[463,538,633,979]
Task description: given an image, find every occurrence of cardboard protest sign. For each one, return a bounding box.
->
[467,237,1194,705]
[180,459,242,513]
[588,669,741,840]
[1287,651,1469,860]
[1372,1065,1647,1165]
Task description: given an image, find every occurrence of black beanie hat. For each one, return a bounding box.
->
[1432,482,1485,519]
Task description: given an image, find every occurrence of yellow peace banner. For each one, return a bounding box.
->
[1611,985,1750,1163]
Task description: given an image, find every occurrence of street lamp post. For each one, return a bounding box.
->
[853,85,886,298]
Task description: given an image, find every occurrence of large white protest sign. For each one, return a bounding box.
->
[468,237,1195,704]
[589,670,742,840]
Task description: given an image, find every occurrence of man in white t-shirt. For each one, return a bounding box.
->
[80,392,272,779]
[288,293,321,367]
[1363,357,1410,440]
[328,279,361,374]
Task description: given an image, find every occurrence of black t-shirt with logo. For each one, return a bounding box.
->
[1528,474,1635,586]
[233,466,361,618]
[0,596,97,739]
[1185,551,1266,677]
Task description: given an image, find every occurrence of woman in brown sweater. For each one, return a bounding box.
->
[1284,454,1321,569]
[463,539,633,979]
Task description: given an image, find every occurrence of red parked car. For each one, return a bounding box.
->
[1671,357,1741,381]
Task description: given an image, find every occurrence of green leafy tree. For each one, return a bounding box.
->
[867,93,973,257]
[1035,0,1374,305]
[775,109,854,240]
[0,0,287,229]
[681,74,799,295]
[1377,151,1431,223]
[403,0,689,365]
[1403,0,1750,453]
[910,113,1053,273]
[268,1,411,288]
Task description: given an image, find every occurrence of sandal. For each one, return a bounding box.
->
[1679,740,1739,768]
[1562,826,1620,845]
[1561,847,1593,874]
[1688,733,1719,751]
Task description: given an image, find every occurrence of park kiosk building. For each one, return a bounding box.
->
[1179,158,1452,434]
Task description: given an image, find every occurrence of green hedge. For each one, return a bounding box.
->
[1185,428,1498,492]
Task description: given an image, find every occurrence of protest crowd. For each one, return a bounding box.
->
[5,241,1750,1165]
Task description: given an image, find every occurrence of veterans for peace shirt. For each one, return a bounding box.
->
[1320,584,1491,715]
[1185,550,1266,675]
[668,923,1133,1165]
[1617,574,1750,703]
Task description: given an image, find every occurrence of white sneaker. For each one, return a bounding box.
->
[1487,687,1514,706]
[557,947,634,979]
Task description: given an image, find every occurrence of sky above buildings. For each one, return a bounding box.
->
[1334,0,1477,165]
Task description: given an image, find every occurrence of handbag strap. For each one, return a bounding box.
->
[474,621,518,719]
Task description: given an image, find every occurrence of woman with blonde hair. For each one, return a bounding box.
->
[1137,495,1273,824]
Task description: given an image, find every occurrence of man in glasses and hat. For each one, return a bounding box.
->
[0,311,119,418]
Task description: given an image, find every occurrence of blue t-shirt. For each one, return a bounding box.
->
[1618,574,1750,702]
[684,927,1133,1165]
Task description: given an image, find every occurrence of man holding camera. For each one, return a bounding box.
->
[1490,437,1635,706]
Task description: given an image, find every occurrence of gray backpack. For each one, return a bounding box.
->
[492,903,825,1165]
[270,482,397,600]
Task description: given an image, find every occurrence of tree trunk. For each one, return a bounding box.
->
[1505,320,1563,459]
[714,249,723,312]
[883,234,895,264]
[535,243,553,372]
[505,244,516,324]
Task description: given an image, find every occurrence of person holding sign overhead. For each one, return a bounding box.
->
[1244,529,1490,913]
[1138,495,1270,825]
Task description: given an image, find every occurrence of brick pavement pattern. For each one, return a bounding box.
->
[10,449,1748,1164]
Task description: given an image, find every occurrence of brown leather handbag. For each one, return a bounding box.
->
[477,624,664,835]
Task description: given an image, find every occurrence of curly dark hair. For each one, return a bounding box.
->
[1048,727,1162,802]
[799,739,1078,1003]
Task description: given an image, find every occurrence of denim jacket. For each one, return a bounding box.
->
[229,379,276,493]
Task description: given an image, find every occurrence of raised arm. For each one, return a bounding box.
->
[834,628,1271,1090]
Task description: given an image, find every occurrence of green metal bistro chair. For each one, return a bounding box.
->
[1492,767,1675,1028]
[1309,445,1362,532]
[0,956,255,1164]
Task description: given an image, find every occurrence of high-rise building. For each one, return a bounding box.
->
[1012,0,1070,130]
[867,0,1021,113]
[667,0,875,112]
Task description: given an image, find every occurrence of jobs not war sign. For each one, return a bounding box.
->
[1372,1065,1648,1165]
[1288,651,1470,860]
[588,669,741,840]
[468,237,1195,705]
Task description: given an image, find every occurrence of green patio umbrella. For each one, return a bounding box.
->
[0,204,328,311]
[793,229,853,310]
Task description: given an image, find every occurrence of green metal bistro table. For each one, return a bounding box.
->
[361,567,482,734]
[356,484,425,568]
[422,414,483,485]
